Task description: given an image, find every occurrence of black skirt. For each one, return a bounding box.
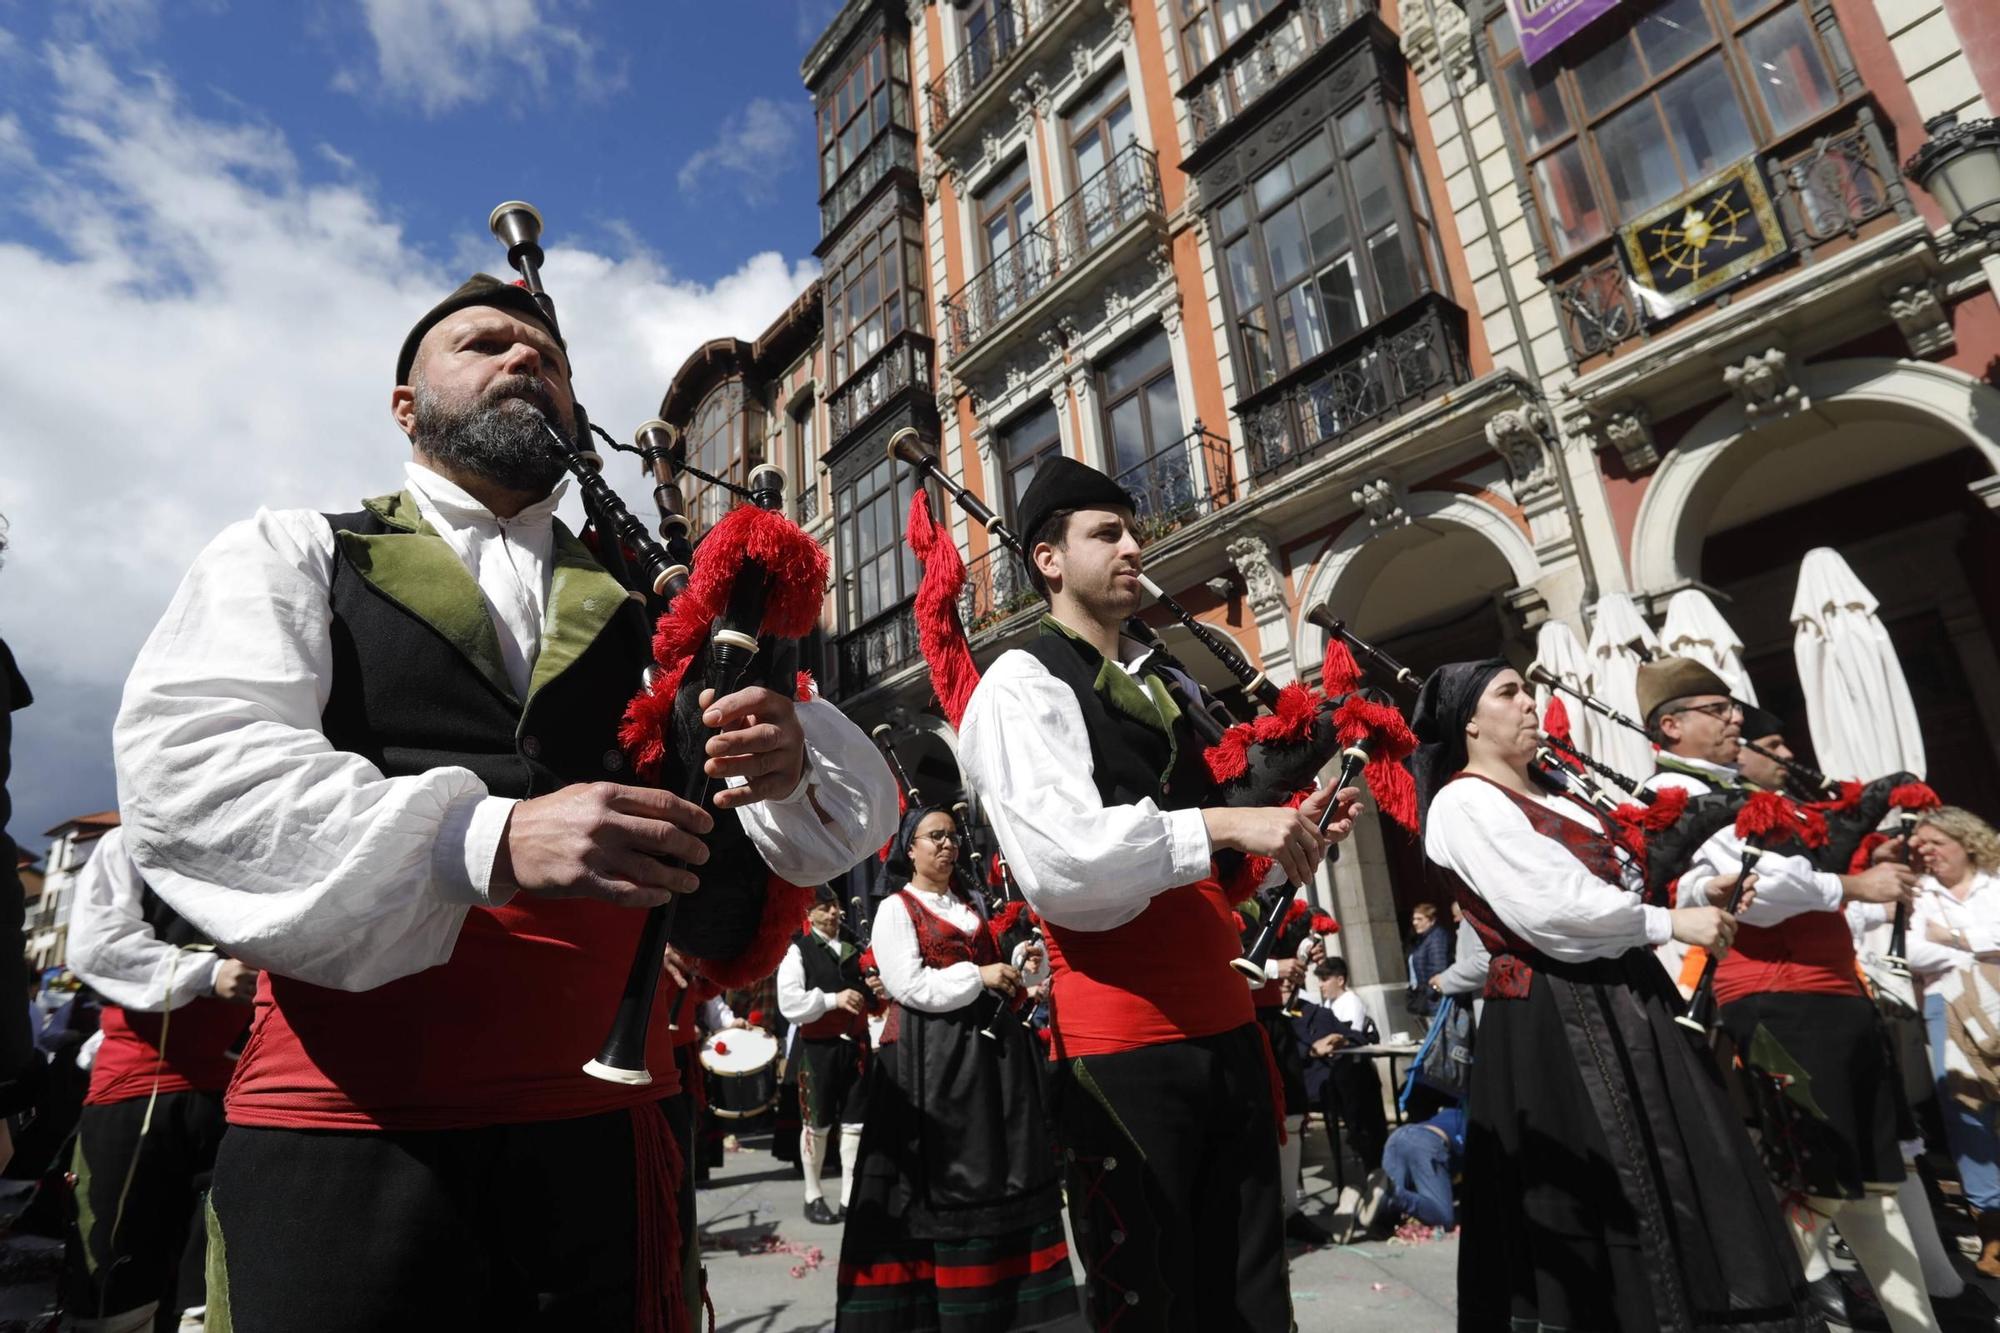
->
[1718,991,1905,1199]
[1460,950,1818,1333]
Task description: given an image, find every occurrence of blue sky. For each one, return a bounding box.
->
[0,0,850,853]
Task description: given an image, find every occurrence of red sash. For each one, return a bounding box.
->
[1714,911,1864,1006]
[86,998,250,1106]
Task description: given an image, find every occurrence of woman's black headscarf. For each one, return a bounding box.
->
[1410,658,1509,829]
[873,804,957,899]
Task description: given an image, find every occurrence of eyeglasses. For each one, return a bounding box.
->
[918,831,959,846]
[1669,701,1742,723]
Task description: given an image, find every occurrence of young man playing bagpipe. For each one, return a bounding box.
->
[958,457,1363,1331]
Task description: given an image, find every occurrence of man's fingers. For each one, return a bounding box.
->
[702,685,795,730]
[605,812,711,865]
[599,848,700,898]
[603,784,714,836]
[704,748,789,783]
[707,721,788,757]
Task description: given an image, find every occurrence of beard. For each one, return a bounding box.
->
[412,373,570,496]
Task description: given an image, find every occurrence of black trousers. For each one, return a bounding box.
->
[1052,1024,1291,1333]
[206,1104,688,1332]
[65,1090,225,1327]
[1322,1057,1388,1173]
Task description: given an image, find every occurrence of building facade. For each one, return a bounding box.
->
[28,810,117,971]
[669,0,2000,1011]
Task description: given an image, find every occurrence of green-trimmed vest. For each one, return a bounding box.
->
[225,491,686,1131]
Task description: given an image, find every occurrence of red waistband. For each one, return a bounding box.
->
[86,998,250,1106]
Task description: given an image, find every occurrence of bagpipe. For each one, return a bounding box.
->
[884,427,1420,982]
[485,202,830,1085]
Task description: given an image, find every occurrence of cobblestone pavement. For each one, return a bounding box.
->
[694,1124,1460,1333]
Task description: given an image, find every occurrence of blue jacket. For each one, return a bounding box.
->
[1407,925,1454,1012]
[1290,998,1373,1101]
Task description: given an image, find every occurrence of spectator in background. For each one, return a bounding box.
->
[1358,1106,1466,1235]
[1406,901,1452,1017]
[1295,958,1387,1175]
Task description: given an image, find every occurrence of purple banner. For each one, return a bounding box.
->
[1509,0,1622,65]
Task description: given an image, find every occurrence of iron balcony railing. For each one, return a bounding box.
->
[942,142,1164,361]
[797,483,820,526]
[960,544,1039,634]
[926,0,1073,136]
[1184,0,1377,150]
[836,602,921,697]
[1550,100,1911,366]
[1240,293,1471,479]
[828,332,934,443]
[1113,424,1237,542]
[821,127,917,238]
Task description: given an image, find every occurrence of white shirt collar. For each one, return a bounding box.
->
[1665,752,1740,783]
[403,460,567,533]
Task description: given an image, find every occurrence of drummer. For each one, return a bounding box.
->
[834,807,1077,1330]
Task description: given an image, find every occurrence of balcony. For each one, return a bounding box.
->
[942,142,1165,367]
[797,483,820,526]
[837,602,922,698]
[926,0,1081,152]
[960,544,1039,635]
[1239,293,1471,479]
[828,332,934,443]
[1550,100,1911,367]
[1113,424,1237,542]
[1183,0,1378,155]
[821,127,917,239]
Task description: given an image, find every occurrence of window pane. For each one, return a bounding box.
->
[1238,314,1275,391]
[1108,395,1148,477]
[1219,194,1248,236]
[1252,157,1295,213]
[1289,130,1333,184]
[1317,258,1365,342]
[1724,0,1781,18]
[1741,7,1835,134]
[1576,34,1645,118]
[1218,0,1260,43]
[1103,328,1171,395]
[1488,12,1519,58]
[1264,202,1311,287]
[1369,226,1415,316]
[1596,96,1684,217]
[1632,0,1712,75]
[1145,376,1182,449]
[1278,280,1328,365]
[1534,140,1607,254]
[1299,175,1352,264]
[1336,103,1372,150]
[1075,130,1107,187]
[1659,55,1755,181]
[1350,142,1394,232]
[1502,55,1570,154]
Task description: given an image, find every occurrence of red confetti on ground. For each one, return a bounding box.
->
[709,1233,826,1279]
[1388,1220,1460,1246]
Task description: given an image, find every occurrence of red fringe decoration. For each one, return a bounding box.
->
[1320,635,1361,697]
[1849,832,1889,875]
[1544,697,1572,745]
[1201,684,1322,785]
[988,853,1005,888]
[1221,854,1274,906]
[795,671,816,703]
[1808,779,1864,813]
[1605,810,1649,865]
[988,901,1029,952]
[858,947,876,974]
[1232,911,1249,933]
[906,490,983,730]
[631,1096,687,1333]
[1734,792,1828,849]
[1638,785,1690,831]
[688,876,819,991]
[1281,897,1311,931]
[619,505,830,780]
[1889,781,1941,813]
[1331,694,1420,834]
[1309,912,1340,935]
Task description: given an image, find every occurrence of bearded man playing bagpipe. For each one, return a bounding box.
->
[957,457,1366,1333]
[112,275,897,1332]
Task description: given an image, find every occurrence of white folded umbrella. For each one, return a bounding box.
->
[1530,620,1599,757]
[1660,588,1758,704]
[1585,593,1661,779]
[1790,548,1926,781]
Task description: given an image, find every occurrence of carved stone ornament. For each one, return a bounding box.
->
[1038,324,1067,359]
[905,0,927,25]
[1723,347,1806,422]
[1048,379,1071,411]
[1225,533,1287,617]
[1483,405,1556,499]
[1886,280,1954,359]
[935,370,959,417]
[920,156,941,204]
[1009,83,1035,124]
[1435,0,1474,80]
[1351,476,1409,530]
[1597,405,1658,472]
[1158,294,1184,339]
[1028,72,1053,118]
[1103,0,1134,44]
[1072,44,1093,87]
[1205,575,1237,601]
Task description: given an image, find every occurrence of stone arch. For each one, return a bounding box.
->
[1631,358,2000,593]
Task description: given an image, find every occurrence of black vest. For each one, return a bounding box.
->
[140,885,209,951]
[793,929,864,994]
[1022,623,1214,812]
[318,501,651,797]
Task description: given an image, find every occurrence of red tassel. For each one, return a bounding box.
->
[691,876,819,990]
[858,947,876,974]
[1849,832,1888,874]
[795,670,816,703]
[1221,855,1273,906]
[1808,779,1864,812]
[1733,792,1828,849]
[906,491,983,729]
[987,853,1005,887]
[1320,635,1361,696]
[1281,897,1310,931]
[1888,782,1941,813]
[1544,696,1572,745]
[1232,910,1249,933]
[1638,785,1690,831]
[988,901,1028,952]
[1309,912,1339,935]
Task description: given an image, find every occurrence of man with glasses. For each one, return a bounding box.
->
[1638,658,1934,1330]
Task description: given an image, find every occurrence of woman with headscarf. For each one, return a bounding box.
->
[834,806,1077,1332]
[1415,659,1818,1332]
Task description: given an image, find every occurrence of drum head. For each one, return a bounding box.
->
[700,1027,778,1076]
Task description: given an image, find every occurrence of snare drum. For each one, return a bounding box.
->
[699,1028,779,1119]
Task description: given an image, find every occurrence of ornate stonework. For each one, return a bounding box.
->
[1352,476,1409,529]
[1103,0,1134,44]
[1723,347,1806,422]
[1598,405,1658,472]
[1226,533,1287,617]
[1483,405,1556,500]
[1886,280,1954,359]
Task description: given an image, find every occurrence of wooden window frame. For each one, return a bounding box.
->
[1170,0,1283,81]
[996,404,1065,530]
[1068,69,1135,189]
[818,34,913,195]
[837,454,921,628]
[825,213,926,387]
[1097,329,1182,485]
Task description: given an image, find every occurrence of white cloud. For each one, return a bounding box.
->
[677,96,809,205]
[347,0,613,115]
[0,43,816,850]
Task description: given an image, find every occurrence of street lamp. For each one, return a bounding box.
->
[1904,111,2000,246]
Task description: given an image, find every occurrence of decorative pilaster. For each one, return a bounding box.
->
[1226,528,1295,686]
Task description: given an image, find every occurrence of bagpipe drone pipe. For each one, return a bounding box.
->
[486,202,832,1084]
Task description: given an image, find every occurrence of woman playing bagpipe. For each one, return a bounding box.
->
[833,806,1077,1331]
[1414,659,1820,1333]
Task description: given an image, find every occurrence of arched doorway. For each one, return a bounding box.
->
[1632,360,2000,813]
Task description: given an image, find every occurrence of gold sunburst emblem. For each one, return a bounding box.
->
[1644,193,1752,281]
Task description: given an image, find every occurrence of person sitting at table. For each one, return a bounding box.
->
[1293,958,1386,1174]
[1357,1106,1466,1235]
